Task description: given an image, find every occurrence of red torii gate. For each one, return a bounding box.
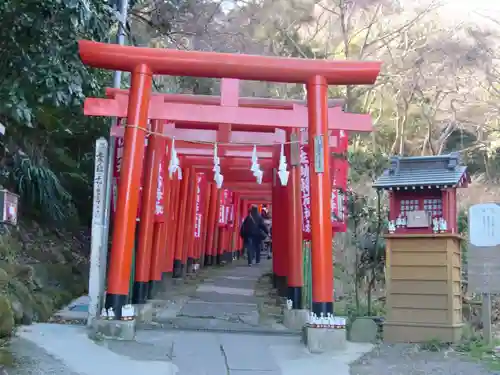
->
[90,79,370,301]
[111,120,278,285]
[96,118,361,307]
[80,40,380,318]
[88,80,370,307]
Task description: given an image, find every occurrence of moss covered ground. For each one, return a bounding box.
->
[0,220,89,363]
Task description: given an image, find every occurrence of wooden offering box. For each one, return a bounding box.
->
[373,153,470,343]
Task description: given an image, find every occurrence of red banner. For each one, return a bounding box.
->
[300,133,349,237]
[299,145,312,240]
[112,125,166,222]
[218,189,228,225]
[225,206,231,225]
[227,191,235,226]
[229,204,234,224]
[194,173,205,238]
[331,190,347,231]
[331,158,348,189]
[154,155,166,222]
[111,136,125,215]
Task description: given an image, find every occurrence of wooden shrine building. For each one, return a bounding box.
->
[373,152,470,343]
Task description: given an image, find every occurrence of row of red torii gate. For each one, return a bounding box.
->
[80,39,381,320]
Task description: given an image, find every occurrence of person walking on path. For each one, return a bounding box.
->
[240,205,269,266]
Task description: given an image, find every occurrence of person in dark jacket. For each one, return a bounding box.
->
[240,207,252,260]
[240,205,269,266]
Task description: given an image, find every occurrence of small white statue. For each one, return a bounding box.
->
[432,218,439,233]
[318,313,325,327]
[326,313,334,328]
[308,312,319,327]
[439,218,447,232]
[121,304,135,321]
[308,312,315,325]
[401,216,407,227]
[100,308,108,319]
[396,216,402,228]
[286,299,293,310]
[388,220,396,233]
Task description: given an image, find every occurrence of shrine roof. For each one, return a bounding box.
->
[373,152,469,189]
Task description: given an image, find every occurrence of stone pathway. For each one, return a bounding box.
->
[8,338,80,375]
[154,259,288,333]
[16,256,500,375]
[8,258,375,375]
[12,323,373,375]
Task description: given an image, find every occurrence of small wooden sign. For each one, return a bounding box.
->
[313,135,324,173]
[468,203,500,294]
[0,190,19,226]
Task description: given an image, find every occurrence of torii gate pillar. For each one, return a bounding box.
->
[286,129,304,309]
[105,65,153,316]
[307,76,334,316]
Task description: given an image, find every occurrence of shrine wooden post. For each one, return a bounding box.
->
[103,64,153,316]
[173,166,190,278]
[183,167,196,273]
[307,76,333,315]
[165,175,180,276]
[286,129,304,308]
[146,122,169,299]
[151,136,171,289]
[272,157,287,295]
[133,120,161,304]
[200,176,211,266]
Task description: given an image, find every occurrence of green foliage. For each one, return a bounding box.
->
[177,77,217,95]
[0,0,114,223]
[0,224,89,333]
[348,147,390,184]
[0,0,112,125]
[346,148,389,315]
[347,148,390,272]
[334,297,385,335]
[454,325,500,371]
[8,153,76,221]
[458,208,468,235]
[420,338,449,352]
[334,298,386,320]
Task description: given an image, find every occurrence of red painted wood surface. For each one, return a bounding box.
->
[79,40,380,85]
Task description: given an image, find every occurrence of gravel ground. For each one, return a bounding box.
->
[7,338,80,375]
[350,344,500,375]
